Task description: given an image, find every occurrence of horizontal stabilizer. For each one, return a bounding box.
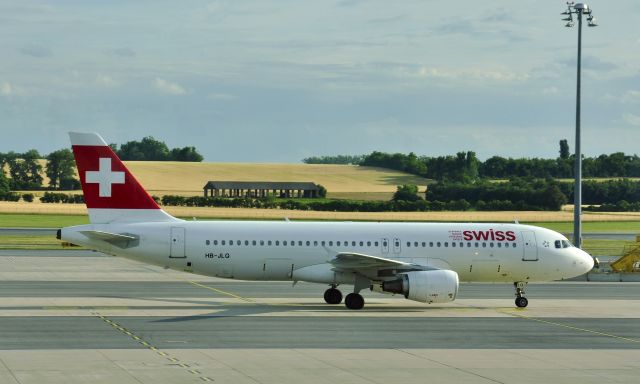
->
[79,230,139,248]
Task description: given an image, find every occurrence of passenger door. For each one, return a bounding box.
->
[522,231,538,261]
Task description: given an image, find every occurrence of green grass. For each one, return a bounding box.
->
[528,221,640,234]
[0,213,89,228]
[0,235,72,250]
[581,239,637,257]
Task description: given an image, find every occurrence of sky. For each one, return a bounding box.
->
[1,1,639,162]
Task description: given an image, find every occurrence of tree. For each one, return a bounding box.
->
[6,150,43,190]
[392,184,421,202]
[46,149,77,189]
[559,139,570,160]
[0,169,9,195]
[118,136,170,161]
[169,146,204,162]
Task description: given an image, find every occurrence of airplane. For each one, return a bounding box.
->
[58,132,595,310]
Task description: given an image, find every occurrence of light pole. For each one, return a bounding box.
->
[562,2,597,249]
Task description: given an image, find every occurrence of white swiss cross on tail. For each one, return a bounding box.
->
[85,158,125,197]
[69,132,177,224]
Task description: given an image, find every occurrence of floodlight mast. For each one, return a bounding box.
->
[562,2,597,249]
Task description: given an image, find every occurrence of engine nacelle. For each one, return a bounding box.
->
[381,270,459,304]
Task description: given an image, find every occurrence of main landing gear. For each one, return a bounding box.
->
[324,275,369,310]
[324,285,342,305]
[514,281,528,308]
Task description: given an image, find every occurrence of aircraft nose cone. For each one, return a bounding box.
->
[577,249,594,273]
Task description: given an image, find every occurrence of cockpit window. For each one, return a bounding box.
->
[555,240,573,249]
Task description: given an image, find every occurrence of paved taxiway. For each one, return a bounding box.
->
[0,249,638,384]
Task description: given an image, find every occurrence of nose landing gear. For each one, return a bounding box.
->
[514,281,528,308]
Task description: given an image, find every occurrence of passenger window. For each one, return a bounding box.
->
[306,241,310,246]
[352,241,356,246]
[444,242,448,247]
[407,242,411,247]
[490,242,494,248]
[222,240,226,245]
[276,241,280,246]
[437,242,441,247]
[429,242,434,247]
[283,241,288,246]
[359,241,364,246]
[367,241,371,247]
[245,240,249,246]
[314,241,318,246]
[260,240,264,246]
[467,242,471,247]
[475,242,479,248]
[337,241,341,246]
[268,240,272,246]
[422,242,426,247]
[206,240,210,245]
[452,242,456,248]
[459,242,463,247]
[513,243,517,248]
[414,241,418,247]
[329,241,333,246]
[299,241,303,246]
[214,240,218,245]
[374,241,378,247]
[497,243,502,248]
[482,242,486,248]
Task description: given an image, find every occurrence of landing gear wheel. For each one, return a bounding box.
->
[515,297,528,308]
[344,293,365,310]
[324,288,343,304]
[513,281,528,308]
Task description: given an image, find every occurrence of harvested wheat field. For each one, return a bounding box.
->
[2,201,639,222]
[124,162,429,196]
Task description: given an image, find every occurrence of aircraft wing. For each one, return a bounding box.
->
[331,252,421,270]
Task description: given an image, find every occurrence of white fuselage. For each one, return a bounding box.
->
[61,221,594,285]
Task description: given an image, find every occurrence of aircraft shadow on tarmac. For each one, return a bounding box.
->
[104,296,444,323]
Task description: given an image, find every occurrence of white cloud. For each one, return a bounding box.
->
[1,82,12,96]
[153,78,187,95]
[623,113,640,127]
[95,75,119,88]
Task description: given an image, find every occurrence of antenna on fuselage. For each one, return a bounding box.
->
[514,218,520,224]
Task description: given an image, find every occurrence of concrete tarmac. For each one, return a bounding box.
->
[0,250,638,384]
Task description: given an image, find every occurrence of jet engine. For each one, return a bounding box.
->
[380,270,459,304]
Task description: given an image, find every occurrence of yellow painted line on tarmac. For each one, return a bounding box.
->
[94,312,215,382]
[501,310,640,344]
[188,281,255,302]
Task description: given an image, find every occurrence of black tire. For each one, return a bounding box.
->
[324,288,342,304]
[515,297,529,308]
[345,293,365,310]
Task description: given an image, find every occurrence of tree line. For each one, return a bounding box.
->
[303,140,640,180]
[111,136,203,161]
[0,136,204,194]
